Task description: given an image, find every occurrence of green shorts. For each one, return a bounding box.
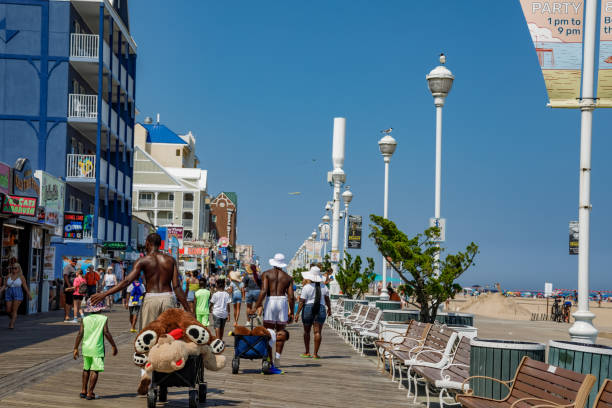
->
[83,356,105,372]
[196,313,210,326]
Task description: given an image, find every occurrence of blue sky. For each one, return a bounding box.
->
[130,1,612,291]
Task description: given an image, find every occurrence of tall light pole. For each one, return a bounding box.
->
[342,186,353,264]
[569,0,598,344]
[330,118,346,295]
[426,54,454,277]
[378,129,397,300]
[321,214,330,258]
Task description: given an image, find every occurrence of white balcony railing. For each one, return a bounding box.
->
[100,158,108,185]
[107,220,114,241]
[103,41,110,67]
[68,94,97,120]
[119,117,125,143]
[111,110,117,134]
[157,199,174,209]
[66,154,95,179]
[138,199,154,208]
[121,65,126,89]
[128,75,134,98]
[112,54,118,77]
[183,200,194,210]
[127,127,133,149]
[183,219,193,229]
[125,176,131,196]
[109,164,116,190]
[124,225,129,242]
[70,33,99,59]
[156,218,173,226]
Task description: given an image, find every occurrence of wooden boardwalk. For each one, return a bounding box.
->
[0,308,415,407]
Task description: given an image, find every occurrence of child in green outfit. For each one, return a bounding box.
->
[194,278,211,326]
[73,301,117,400]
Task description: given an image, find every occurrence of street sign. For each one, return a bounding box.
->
[429,218,446,242]
[569,221,579,255]
[544,282,553,298]
[218,237,230,248]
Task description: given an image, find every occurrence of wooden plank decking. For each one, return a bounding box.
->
[0,308,414,407]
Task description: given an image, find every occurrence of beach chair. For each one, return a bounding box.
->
[375,321,431,373]
[390,325,458,393]
[341,305,369,341]
[455,356,596,408]
[411,335,471,407]
[353,308,383,355]
[346,306,377,347]
[593,379,612,408]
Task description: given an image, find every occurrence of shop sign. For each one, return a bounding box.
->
[185,247,207,255]
[13,158,39,197]
[103,241,127,250]
[167,226,184,248]
[63,212,84,239]
[0,161,11,195]
[34,171,65,235]
[218,236,229,248]
[1,195,38,216]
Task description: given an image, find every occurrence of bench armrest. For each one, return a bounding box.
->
[510,397,575,408]
[440,363,469,381]
[460,376,512,396]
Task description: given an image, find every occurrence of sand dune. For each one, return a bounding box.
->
[454,293,532,320]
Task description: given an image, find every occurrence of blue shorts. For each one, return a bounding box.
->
[302,303,326,325]
[245,290,260,304]
[232,292,242,304]
[187,291,195,302]
[5,287,23,302]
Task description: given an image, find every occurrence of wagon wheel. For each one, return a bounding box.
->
[198,382,207,403]
[158,385,168,402]
[147,387,157,408]
[188,389,199,408]
[262,360,271,374]
[232,358,240,374]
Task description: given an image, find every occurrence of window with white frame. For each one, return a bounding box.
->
[69,195,76,212]
[76,198,82,213]
[140,193,153,201]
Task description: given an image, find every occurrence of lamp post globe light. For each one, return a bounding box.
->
[426,53,454,277]
[321,214,330,259]
[342,186,353,263]
[378,129,397,300]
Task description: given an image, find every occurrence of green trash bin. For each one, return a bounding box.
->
[382,309,419,323]
[435,312,474,326]
[469,338,545,399]
[365,295,380,302]
[548,340,612,407]
[375,300,401,311]
[330,294,347,300]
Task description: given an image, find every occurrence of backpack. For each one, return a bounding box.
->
[130,282,143,305]
[78,279,88,295]
[85,272,97,286]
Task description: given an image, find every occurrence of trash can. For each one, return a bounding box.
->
[435,312,474,326]
[365,295,380,302]
[375,300,401,311]
[343,299,368,313]
[548,340,612,407]
[330,294,347,300]
[469,338,545,399]
[382,309,419,323]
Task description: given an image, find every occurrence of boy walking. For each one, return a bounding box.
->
[209,279,231,340]
[126,279,146,332]
[73,301,118,400]
[194,278,211,326]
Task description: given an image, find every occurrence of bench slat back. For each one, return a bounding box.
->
[594,379,612,408]
[443,335,471,381]
[423,324,454,351]
[402,321,431,346]
[365,307,379,321]
[507,357,596,407]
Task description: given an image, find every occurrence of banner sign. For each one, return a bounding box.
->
[429,217,446,242]
[63,212,84,239]
[569,220,579,255]
[43,246,56,280]
[103,241,127,250]
[167,226,184,248]
[347,215,362,249]
[35,171,65,235]
[597,1,612,106]
[320,223,330,242]
[12,158,39,197]
[186,247,208,255]
[1,195,37,216]
[519,0,584,108]
[218,236,229,248]
[0,162,11,195]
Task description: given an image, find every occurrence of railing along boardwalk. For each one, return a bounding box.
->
[0,308,412,407]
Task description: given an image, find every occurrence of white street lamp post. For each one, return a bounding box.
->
[342,186,353,264]
[322,213,330,259]
[426,54,454,277]
[378,130,397,300]
[330,118,346,295]
[570,0,598,344]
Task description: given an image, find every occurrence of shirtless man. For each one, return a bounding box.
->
[253,253,294,374]
[89,233,190,393]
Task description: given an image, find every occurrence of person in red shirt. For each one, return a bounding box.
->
[84,265,101,298]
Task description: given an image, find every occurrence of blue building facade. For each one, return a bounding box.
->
[0,0,137,278]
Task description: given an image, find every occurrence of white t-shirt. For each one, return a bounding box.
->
[104,273,117,287]
[300,283,329,305]
[210,291,232,319]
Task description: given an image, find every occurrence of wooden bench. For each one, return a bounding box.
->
[593,379,612,408]
[351,307,383,354]
[388,324,458,390]
[342,306,371,342]
[375,321,431,373]
[455,356,596,408]
[412,335,471,407]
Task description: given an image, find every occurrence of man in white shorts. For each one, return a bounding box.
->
[253,253,294,374]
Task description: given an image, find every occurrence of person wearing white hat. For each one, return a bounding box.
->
[253,253,294,374]
[294,266,331,359]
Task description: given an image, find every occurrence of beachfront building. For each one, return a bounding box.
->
[0,0,137,278]
[132,121,209,241]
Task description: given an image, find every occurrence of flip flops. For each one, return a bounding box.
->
[86,394,100,400]
[312,355,321,360]
[79,393,87,399]
[300,353,312,358]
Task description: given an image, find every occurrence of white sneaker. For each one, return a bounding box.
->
[71,319,79,323]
